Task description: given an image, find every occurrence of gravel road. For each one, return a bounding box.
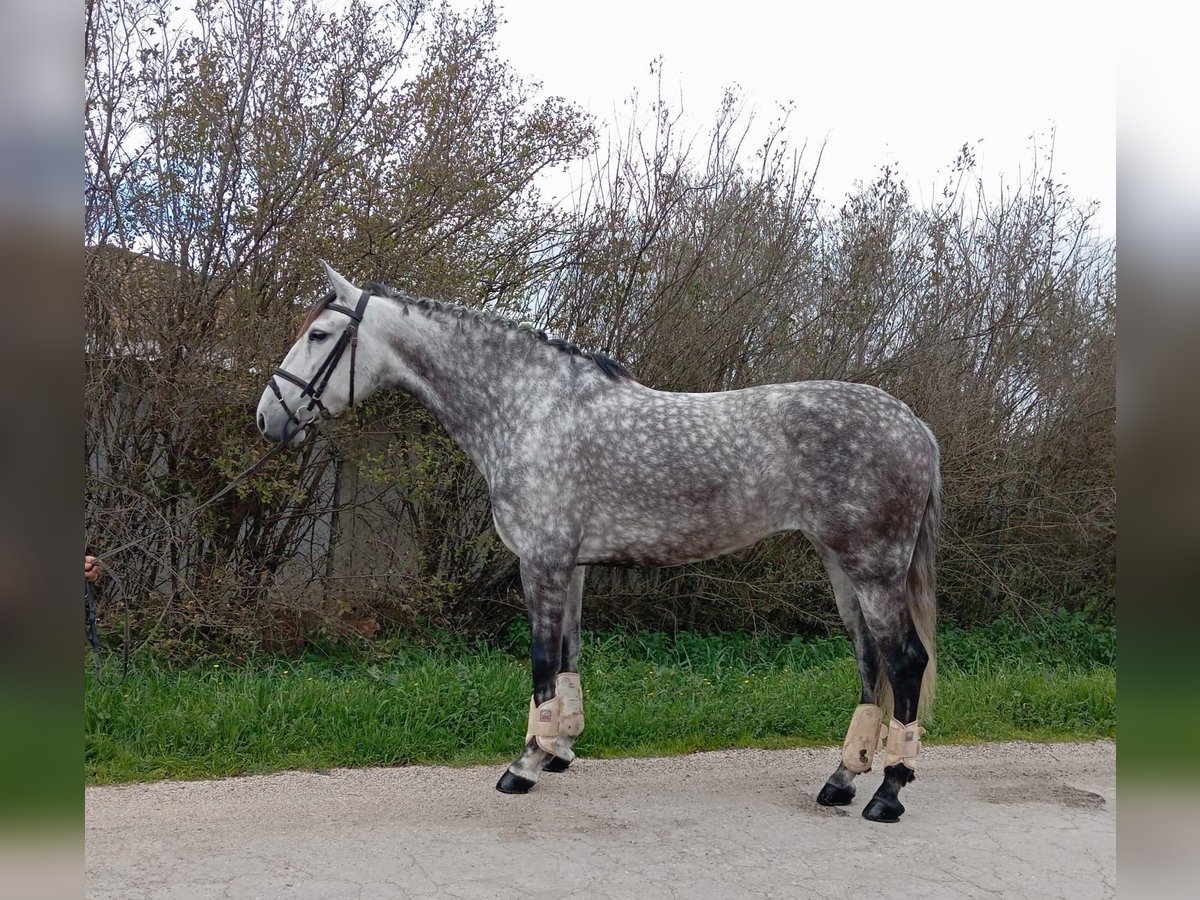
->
[86,740,1115,899]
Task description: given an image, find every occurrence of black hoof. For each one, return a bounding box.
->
[495,770,536,794]
[816,782,856,806]
[862,795,905,823]
[542,755,572,773]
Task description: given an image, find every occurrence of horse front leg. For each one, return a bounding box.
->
[496,557,572,794]
[543,565,586,773]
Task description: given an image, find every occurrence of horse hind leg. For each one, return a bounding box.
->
[816,553,890,808]
[543,565,586,773]
[851,571,932,824]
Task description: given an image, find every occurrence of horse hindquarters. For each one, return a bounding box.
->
[815,427,941,822]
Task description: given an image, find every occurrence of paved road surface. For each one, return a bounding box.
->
[86,741,1115,899]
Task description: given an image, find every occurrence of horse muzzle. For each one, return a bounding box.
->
[256,387,317,446]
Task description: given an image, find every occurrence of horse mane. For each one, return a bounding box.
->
[364,282,634,381]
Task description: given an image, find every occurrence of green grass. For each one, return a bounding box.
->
[85,613,1115,784]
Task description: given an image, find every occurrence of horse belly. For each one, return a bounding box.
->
[577,505,786,568]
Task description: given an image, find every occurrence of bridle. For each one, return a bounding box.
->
[268,288,372,442]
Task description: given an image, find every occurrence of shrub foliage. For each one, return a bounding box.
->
[85,0,1115,653]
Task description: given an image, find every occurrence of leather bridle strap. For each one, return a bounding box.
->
[269,289,371,441]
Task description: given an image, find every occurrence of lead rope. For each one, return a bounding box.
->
[85,441,286,683]
[87,289,370,683]
[89,443,287,565]
[85,579,102,682]
[85,570,130,685]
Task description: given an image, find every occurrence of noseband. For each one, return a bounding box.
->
[268,289,372,441]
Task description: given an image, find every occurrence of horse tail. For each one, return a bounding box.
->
[907,422,941,718]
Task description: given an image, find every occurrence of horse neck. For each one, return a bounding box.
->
[376,303,554,470]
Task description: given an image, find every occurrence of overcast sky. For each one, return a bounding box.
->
[468,0,1114,233]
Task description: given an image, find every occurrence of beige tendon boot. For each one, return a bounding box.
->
[841,704,885,774]
[883,718,925,769]
[556,673,584,738]
[525,695,559,754]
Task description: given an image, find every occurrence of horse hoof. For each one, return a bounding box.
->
[495,770,536,794]
[816,782,856,806]
[862,795,905,823]
[542,755,572,773]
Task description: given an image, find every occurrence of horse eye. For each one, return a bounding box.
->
[309,330,328,343]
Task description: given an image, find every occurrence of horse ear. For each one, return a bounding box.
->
[320,261,359,302]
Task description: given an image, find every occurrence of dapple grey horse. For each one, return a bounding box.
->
[258,264,941,823]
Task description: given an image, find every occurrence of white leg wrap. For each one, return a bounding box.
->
[841,704,885,774]
[525,695,559,755]
[883,718,925,769]
[556,673,585,739]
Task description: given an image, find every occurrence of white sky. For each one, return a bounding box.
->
[475,0,1115,233]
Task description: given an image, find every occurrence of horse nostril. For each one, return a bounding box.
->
[257,412,266,433]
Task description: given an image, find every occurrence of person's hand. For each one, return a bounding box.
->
[85,555,101,583]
